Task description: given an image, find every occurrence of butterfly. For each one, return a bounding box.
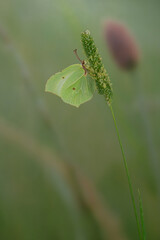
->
[45,50,95,107]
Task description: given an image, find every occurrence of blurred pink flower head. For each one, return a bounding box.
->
[104,20,139,70]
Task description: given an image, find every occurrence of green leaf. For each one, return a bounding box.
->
[45,64,95,107]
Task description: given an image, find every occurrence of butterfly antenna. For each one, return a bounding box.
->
[73,49,83,64]
[74,49,87,75]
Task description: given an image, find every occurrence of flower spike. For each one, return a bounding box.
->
[81,30,113,105]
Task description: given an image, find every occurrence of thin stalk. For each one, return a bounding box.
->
[138,190,146,240]
[131,70,160,196]
[109,104,141,240]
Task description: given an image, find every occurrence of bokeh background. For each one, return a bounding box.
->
[0,0,160,239]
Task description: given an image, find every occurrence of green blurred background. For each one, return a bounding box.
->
[0,0,160,239]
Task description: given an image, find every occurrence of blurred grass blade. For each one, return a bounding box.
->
[0,116,129,240]
[131,70,160,197]
[0,118,87,240]
[0,23,64,152]
[138,190,146,240]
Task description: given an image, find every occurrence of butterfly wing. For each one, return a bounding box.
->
[61,74,95,107]
[45,64,95,107]
[45,64,84,96]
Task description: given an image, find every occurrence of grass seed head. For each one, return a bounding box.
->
[81,30,113,105]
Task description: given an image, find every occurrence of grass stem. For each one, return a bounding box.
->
[109,104,141,240]
[131,70,160,196]
[138,190,146,240]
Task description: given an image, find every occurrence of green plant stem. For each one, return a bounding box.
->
[109,104,141,240]
[131,70,160,196]
[138,190,146,240]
